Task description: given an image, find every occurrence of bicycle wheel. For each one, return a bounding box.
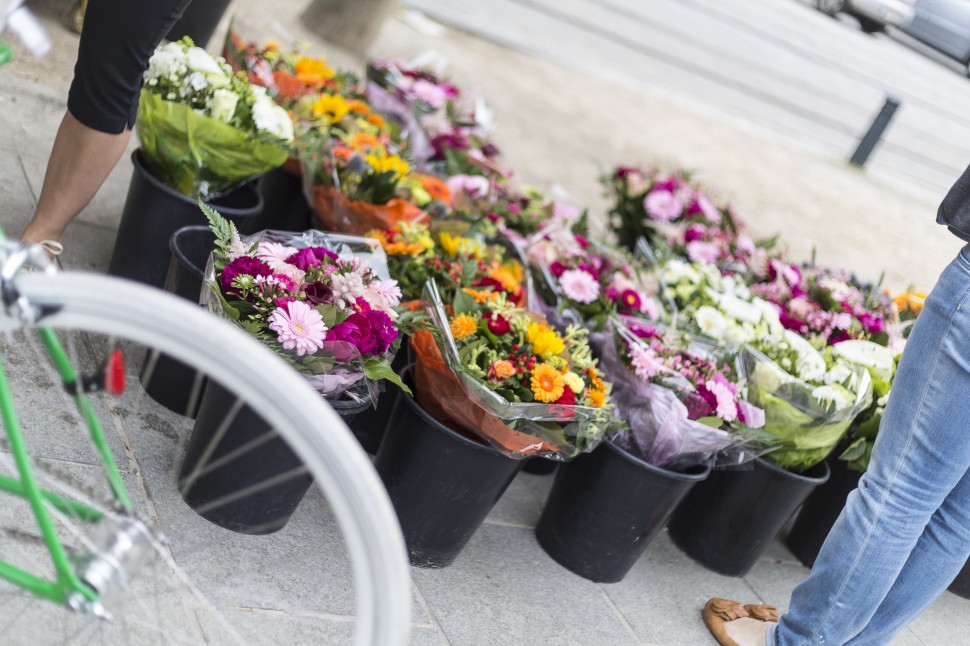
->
[0,270,411,645]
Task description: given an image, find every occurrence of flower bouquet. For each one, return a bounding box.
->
[527,227,663,332]
[601,317,771,470]
[658,259,784,347]
[366,222,527,307]
[410,280,619,459]
[832,340,898,472]
[743,330,874,472]
[223,27,360,104]
[139,38,294,197]
[366,56,503,177]
[749,262,904,350]
[201,203,410,408]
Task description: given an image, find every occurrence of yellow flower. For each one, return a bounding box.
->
[449,313,478,341]
[294,56,334,82]
[311,93,349,124]
[345,99,372,115]
[585,388,606,409]
[366,151,410,177]
[438,232,483,258]
[531,363,565,403]
[562,371,585,395]
[488,264,522,293]
[364,229,389,247]
[526,322,565,357]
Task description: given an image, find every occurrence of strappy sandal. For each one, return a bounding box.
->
[703,598,778,646]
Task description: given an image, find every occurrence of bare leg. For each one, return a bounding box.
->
[20,111,131,244]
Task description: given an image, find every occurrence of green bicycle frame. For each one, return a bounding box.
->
[0,326,134,605]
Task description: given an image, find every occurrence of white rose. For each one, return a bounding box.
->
[186,72,208,92]
[209,88,239,123]
[695,306,727,340]
[252,94,294,141]
[718,294,763,325]
[186,46,226,77]
[823,363,852,385]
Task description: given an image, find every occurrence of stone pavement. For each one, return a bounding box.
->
[0,1,968,644]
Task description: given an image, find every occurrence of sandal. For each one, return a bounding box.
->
[703,598,778,646]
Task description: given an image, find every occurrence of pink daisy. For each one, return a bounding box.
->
[630,343,664,380]
[686,240,721,265]
[559,268,600,304]
[643,189,684,221]
[705,379,738,422]
[268,301,328,356]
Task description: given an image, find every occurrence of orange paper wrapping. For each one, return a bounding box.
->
[311,185,426,236]
[410,329,560,457]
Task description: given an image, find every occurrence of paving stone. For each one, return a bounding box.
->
[412,523,639,645]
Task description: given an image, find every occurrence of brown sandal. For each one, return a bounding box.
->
[703,598,778,646]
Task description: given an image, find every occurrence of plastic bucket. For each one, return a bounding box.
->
[667,457,830,577]
[140,226,215,418]
[108,150,262,289]
[346,338,411,454]
[374,365,525,568]
[785,456,862,568]
[179,379,367,535]
[536,440,709,582]
[238,166,313,235]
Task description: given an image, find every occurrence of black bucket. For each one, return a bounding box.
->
[536,440,709,582]
[374,365,525,568]
[179,380,367,535]
[166,0,233,47]
[523,459,559,475]
[785,456,862,568]
[667,457,830,577]
[108,150,263,289]
[950,559,970,599]
[238,167,313,235]
[346,337,411,454]
[140,226,215,418]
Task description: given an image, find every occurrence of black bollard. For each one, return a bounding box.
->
[849,96,901,167]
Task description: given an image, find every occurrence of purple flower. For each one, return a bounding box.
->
[577,263,599,279]
[619,289,642,312]
[304,282,335,305]
[326,313,375,360]
[286,247,338,271]
[653,177,681,193]
[431,133,469,158]
[275,296,297,308]
[480,142,501,158]
[549,261,568,278]
[684,224,706,243]
[644,189,684,221]
[364,306,398,355]
[858,312,885,334]
[574,235,589,249]
[220,256,272,295]
[605,286,620,302]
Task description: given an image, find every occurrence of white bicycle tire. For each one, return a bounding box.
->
[10,270,411,646]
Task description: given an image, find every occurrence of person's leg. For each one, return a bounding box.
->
[19,0,191,246]
[20,113,132,244]
[767,244,970,646]
[844,465,970,646]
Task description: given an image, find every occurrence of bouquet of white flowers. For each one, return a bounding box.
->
[743,330,873,472]
[139,38,294,197]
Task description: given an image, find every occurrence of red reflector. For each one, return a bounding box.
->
[104,350,126,396]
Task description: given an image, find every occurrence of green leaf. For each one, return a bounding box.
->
[363,357,412,395]
[452,289,477,316]
[315,304,338,329]
[839,437,867,462]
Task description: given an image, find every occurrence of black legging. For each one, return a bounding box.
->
[67,0,193,134]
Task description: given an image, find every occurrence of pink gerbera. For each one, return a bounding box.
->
[630,343,664,380]
[559,268,600,304]
[643,189,684,221]
[268,301,328,356]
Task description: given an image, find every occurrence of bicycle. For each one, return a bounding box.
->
[0,8,411,644]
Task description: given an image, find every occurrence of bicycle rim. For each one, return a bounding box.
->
[0,271,411,645]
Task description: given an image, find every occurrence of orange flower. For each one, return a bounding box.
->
[365,229,390,247]
[488,265,522,293]
[586,366,606,392]
[489,360,516,381]
[385,242,410,255]
[264,42,280,52]
[450,314,478,341]
[585,388,606,409]
[366,113,386,129]
[893,291,926,314]
[294,56,334,84]
[346,99,372,115]
[416,174,453,203]
[462,288,494,304]
[332,145,354,160]
[531,363,565,403]
[349,132,380,151]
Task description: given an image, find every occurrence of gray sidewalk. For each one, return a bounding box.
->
[0,2,968,644]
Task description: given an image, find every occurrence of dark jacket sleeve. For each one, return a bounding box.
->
[938,165,970,242]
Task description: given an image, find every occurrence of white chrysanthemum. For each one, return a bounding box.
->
[331,271,366,309]
[717,293,763,325]
[186,72,208,92]
[823,363,852,385]
[783,330,826,383]
[146,42,186,80]
[695,305,727,340]
[252,93,295,141]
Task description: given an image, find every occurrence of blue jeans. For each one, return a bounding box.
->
[768,245,970,646]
